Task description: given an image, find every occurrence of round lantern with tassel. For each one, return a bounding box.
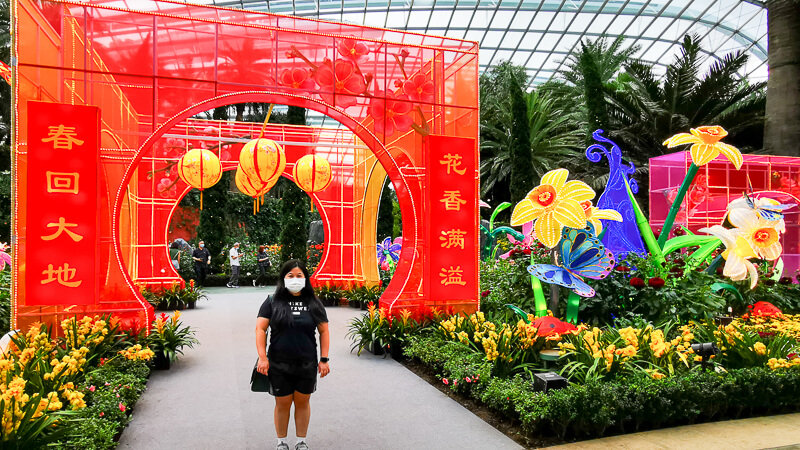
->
[239,139,286,186]
[234,168,265,215]
[292,154,332,212]
[177,149,222,209]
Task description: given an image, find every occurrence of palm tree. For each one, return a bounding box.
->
[611,34,766,171]
[480,64,583,205]
[765,0,800,157]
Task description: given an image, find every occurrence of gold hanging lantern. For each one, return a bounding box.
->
[235,168,265,215]
[239,138,285,186]
[292,154,332,212]
[177,148,222,209]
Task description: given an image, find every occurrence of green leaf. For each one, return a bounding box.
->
[662,235,719,256]
[710,282,743,303]
[489,202,513,231]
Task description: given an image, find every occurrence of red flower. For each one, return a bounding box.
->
[523,248,532,255]
[88,385,96,392]
[629,277,645,289]
[481,290,490,297]
[402,73,434,103]
[369,91,413,136]
[119,403,126,412]
[648,277,665,289]
[614,265,631,272]
[778,277,793,285]
[279,68,315,91]
[442,378,449,385]
[313,59,366,108]
[337,38,370,62]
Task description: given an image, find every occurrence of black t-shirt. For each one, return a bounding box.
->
[257,251,270,267]
[192,248,210,265]
[258,296,328,362]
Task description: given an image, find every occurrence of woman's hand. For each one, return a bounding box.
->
[257,357,269,375]
[318,362,330,378]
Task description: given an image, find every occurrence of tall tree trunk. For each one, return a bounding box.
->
[765,0,800,156]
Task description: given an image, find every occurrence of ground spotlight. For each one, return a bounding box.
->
[691,342,720,370]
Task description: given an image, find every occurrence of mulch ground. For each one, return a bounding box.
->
[398,357,571,449]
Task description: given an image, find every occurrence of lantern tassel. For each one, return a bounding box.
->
[200,191,203,210]
[253,198,256,216]
[258,104,275,139]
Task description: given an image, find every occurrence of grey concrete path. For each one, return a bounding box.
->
[118,286,522,450]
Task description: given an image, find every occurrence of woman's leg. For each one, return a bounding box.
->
[293,392,311,437]
[274,394,293,438]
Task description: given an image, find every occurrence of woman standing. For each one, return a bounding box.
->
[255,260,330,450]
[253,245,271,287]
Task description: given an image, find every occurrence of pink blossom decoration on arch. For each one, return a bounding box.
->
[369,91,414,137]
[402,73,434,104]
[337,38,370,62]
[312,59,366,109]
[279,68,315,91]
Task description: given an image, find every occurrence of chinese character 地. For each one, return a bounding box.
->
[439,229,466,249]
[440,190,467,211]
[41,217,84,242]
[41,263,82,288]
[41,125,84,150]
[46,172,80,194]
[439,266,467,286]
[438,153,466,176]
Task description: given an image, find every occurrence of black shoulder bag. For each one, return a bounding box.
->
[251,295,273,392]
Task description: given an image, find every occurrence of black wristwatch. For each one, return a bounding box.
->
[320,357,329,363]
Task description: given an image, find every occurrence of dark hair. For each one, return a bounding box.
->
[270,260,326,327]
[170,242,180,250]
[258,245,266,253]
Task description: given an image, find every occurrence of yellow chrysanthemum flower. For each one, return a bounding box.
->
[663,125,743,169]
[510,169,595,247]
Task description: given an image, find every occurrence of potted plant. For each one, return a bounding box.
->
[346,302,388,356]
[386,308,416,360]
[184,280,208,309]
[146,311,199,369]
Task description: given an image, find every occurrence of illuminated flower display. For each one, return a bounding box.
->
[699,225,759,289]
[369,91,414,136]
[663,125,743,169]
[337,38,370,62]
[313,59,366,108]
[279,68,315,91]
[580,201,623,235]
[510,169,595,248]
[402,73,434,104]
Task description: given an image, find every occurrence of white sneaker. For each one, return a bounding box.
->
[276,443,290,450]
[295,442,309,450]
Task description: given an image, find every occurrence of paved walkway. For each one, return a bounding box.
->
[117,287,522,450]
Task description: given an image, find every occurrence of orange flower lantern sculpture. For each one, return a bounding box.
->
[177,148,222,209]
[239,138,286,186]
[293,154,332,212]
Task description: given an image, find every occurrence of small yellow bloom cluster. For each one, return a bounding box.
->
[738,314,800,342]
[767,356,800,370]
[61,316,109,347]
[118,344,155,361]
[44,346,89,380]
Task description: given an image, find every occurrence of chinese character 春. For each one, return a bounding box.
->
[46,172,79,194]
[439,266,466,286]
[440,190,467,211]
[439,153,466,175]
[41,217,83,242]
[41,263,82,288]
[41,125,84,150]
[439,229,466,249]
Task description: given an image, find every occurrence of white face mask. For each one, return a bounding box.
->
[284,278,305,294]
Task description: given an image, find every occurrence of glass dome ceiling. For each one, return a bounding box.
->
[187,0,768,126]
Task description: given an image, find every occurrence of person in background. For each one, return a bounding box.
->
[191,241,211,286]
[228,242,241,288]
[169,241,182,271]
[255,260,330,450]
[254,245,272,287]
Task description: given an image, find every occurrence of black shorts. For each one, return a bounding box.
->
[268,358,318,397]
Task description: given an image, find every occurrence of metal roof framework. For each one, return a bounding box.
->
[186,0,768,127]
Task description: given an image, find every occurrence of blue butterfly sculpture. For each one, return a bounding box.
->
[527,226,615,298]
[742,177,796,221]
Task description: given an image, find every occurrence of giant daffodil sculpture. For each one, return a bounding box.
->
[658,126,743,247]
[699,225,760,289]
[510,169,595,248]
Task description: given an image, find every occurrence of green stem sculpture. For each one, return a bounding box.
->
[657,163,699,248]
[623,176,664,266]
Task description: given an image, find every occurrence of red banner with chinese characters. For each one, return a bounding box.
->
[26,102,100,306]
[426,135,478,305]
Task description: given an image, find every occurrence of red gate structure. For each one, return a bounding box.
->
[12,0,480,330]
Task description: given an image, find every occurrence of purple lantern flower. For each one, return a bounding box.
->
[500,221,535,259]
[377,237,402,266]
[0,243,10,271]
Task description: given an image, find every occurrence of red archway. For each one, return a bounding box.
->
[12,0,480,330]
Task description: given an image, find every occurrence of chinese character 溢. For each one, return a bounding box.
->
[41,217,83,242]
[440,190,467,211]
[46,172,79,194]
[439,153,466,175]
[41,263,82,288]
[439,266,467,286]
[439,229,466,249]
[41,125,84,150]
